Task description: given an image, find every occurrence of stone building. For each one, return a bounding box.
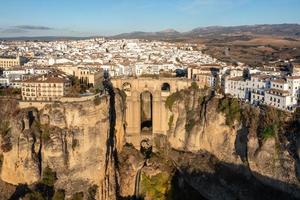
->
[21,72,71,101]
[75,67,103,87]
[0,56,26,69]
[56,65,103,87]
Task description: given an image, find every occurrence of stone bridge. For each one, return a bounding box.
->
[111,77,192,147]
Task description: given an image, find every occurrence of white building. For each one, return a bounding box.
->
[225,74,300,112]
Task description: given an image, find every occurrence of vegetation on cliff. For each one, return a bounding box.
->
[141,172,172,200]
[217,97,241,126]
[0,154,3,171]
[41,166,57,187]
[165,91,182,111]
[0,120,12,152]
[52,189,65,200]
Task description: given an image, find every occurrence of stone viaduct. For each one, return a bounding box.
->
[111,77,192,147]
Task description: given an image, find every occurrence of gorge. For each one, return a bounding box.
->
[0,79,300,200]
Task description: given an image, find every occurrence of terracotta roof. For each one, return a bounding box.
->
[22,73,69,84]
[196,73,213,76]
[287,76,300,80]
[266,88,289,96]
[251,74,271,80]
[228,76,245,81]
[271,79,286,84]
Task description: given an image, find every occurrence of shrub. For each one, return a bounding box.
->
[41,126,51,144]
[87,185,98,200]
[165,92,181,111]
[198,95,205,106]
[185,119,196,133]
[41,166,57,187]
[0,154,3,171]
[168,115,174,130]
[26,191,45,200]
[262,124,277,140]
[0,121,12,152]
[72,138,79,150]
[141,172,171,200]
[218,98,241,126]
[53,189,65,200]
[119,89,127,103]
[93,96,101,106]
[185,110,196,133]
[0,121,10,138]
[190,82,199,90]
[72,192,84,200]
[1,140,12,153]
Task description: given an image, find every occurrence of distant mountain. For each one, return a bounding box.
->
[111,24,300,39]
[112,29,181,39]
[1,24,300,41]
[0,36,96,41]
[111,29,181,39]
[186,24,300,37]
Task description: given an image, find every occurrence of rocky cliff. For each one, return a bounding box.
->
[1,85,300,200]
[166,86,300,198]
[0,91,125,199]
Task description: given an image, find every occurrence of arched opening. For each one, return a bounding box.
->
[140,91,152,134]
[161,82,170,92]
[122,82,132,92]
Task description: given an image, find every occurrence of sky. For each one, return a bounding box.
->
[0,0,299,37]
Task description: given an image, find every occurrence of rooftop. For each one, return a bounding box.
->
[22,72,69,84]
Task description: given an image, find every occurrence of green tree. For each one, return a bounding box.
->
[53,189,65,200]
[41,166,57,187]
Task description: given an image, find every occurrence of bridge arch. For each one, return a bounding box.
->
[140,91,153,133]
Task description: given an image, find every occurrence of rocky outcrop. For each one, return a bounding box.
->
[40,99,110,197]
[168,90,241,164]
[1,86,300,199]
[118,145,144,198]
[1,108,41,185]
[0,92,126,199]
[167,88,300,198]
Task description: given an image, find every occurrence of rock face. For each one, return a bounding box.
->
[1,87,300,199]
[118,145,144,198]
[167,88,300,198]
[1,109,41,185]
[0,93,126,199]
[40,100,110,196]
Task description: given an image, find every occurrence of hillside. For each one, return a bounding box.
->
[112,24,300,39]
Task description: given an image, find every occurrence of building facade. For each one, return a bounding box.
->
[0,56,24,69]
[21,73,71,101]
[224,74,300,112]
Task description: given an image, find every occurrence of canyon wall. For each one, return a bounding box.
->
[0,92,125,199]
[166,87,300,198]
[1,86,300,199]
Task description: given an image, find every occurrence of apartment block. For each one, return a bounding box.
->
[21,73,71,101]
